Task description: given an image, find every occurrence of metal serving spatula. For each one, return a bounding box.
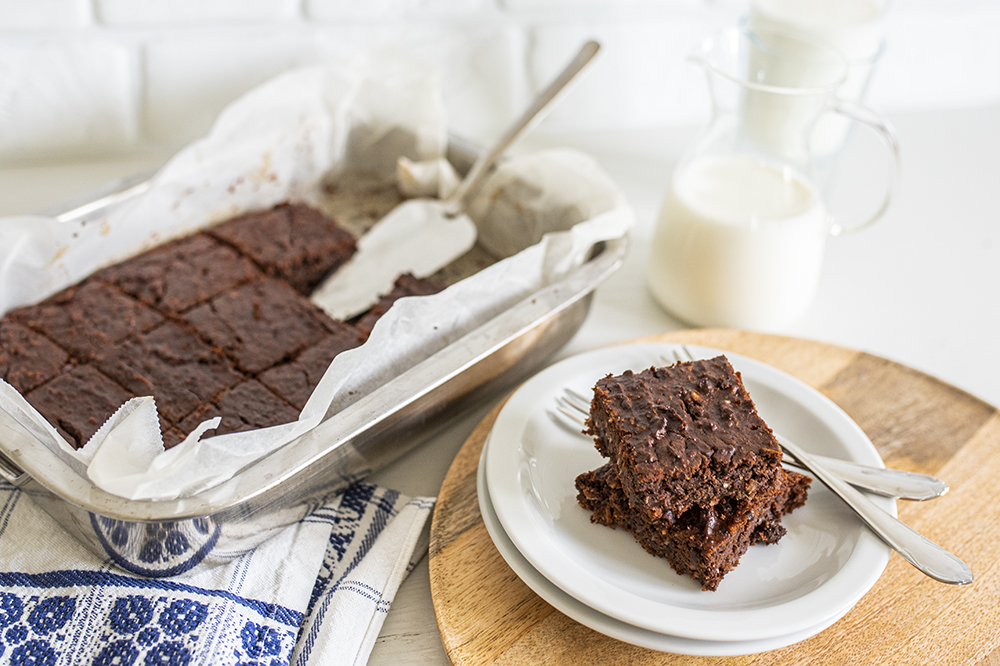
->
[310,40,602,321]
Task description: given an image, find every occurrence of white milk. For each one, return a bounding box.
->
[749,0,886,157]
[647,155,827,330]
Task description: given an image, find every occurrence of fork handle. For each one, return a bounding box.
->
[779,436,973,585]
[780,441,949,501]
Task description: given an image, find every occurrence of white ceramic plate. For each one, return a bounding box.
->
[483,342,893,643]
[478,437,844,655]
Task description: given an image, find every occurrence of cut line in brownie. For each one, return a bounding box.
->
[92,321,244,424]
[94,233,260,315]
[10,280,163,362]
[24,364,134,449]
[0,320,70,394]
[177,380,299,438]
[182,277,337,374]
[584,356,784,522]
[258,322,365,410]
[576,462,810,591]
[354,273,444,339]
[206,202,357,295]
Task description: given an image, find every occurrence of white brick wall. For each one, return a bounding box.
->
[0,0,997,165]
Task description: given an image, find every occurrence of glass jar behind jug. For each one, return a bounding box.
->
[647,27,899,331]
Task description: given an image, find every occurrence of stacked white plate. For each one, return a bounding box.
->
[479,342,894,656]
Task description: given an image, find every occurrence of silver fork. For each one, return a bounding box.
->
[555,388,947,501]
[647,345,971,585]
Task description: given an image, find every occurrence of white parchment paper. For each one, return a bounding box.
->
[0,54,633,501]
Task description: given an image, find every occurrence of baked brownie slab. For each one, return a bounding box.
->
[25,364,134,449]
[0,320,69,394]
[258,322,365,410]
[182,277,336,374]
[11,280,163,361]
[576,463,810,591]
[177,380,299,437]
[93,321,243,423]
[207,202,356,295]
[585,356,783,521]
[95,233,260,315]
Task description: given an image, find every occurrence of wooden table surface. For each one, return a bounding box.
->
[428,329,999,666]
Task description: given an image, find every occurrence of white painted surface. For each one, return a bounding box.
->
[1,2,998,163]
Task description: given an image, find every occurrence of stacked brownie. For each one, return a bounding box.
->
[0,202,442,451]
[574,355,810,591]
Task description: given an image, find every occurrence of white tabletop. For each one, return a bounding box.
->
[2,104,998,665]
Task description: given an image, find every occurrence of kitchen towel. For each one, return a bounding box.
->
[0,479,433,666]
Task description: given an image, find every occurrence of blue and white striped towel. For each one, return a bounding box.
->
[0,480,434,666]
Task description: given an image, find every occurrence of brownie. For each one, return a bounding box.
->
[161,425,187,450]
[584,356,783,522]
[93,321,243,423]
[95,233,260,315]
[354,273,444,338]
[11,280,162,361]
[576,463,810,591]
[1,200,419,452]
[182,277,336,374]
[0,320,69,394]
[207,202,357,295]
[258,322,365,410]
[25,365,134,449]
[177,380,299,437]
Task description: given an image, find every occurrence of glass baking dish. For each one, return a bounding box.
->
[0,139,628,577]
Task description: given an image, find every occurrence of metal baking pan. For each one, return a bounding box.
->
[0,139,628,577]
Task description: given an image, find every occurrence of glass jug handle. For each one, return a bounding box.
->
[828,99,901,236]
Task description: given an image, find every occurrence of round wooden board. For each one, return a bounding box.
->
[428,329,1000,666]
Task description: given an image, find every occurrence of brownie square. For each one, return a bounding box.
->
[585,356,784,522]
[177,380,299,437]
[24,365,133,449]
[0,320,69,394]
[161,425,187,450]
[94,233,259,314]
[576,463,810,591]
[207,203,356,295]
[354,273,443,338]
[258,322,364,410]
[92,321,244,423]
[182,277,335,374]
[11,280,163,361]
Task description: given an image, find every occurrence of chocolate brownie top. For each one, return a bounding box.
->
[587,356,781,476]
[182,277,336,374]
[25,365,134,448]
[207,202,357,295]
[95,233,260,315]
[93,321,243,423]
[0,320,69,394]
[258,321,364,410]
[11,280,163,361]
[177,380,299,438]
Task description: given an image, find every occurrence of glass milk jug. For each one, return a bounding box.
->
[647,27,899,330]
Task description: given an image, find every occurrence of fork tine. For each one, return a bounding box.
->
[564,388,591,411]
[555,402,587,425]
[663,345,698,366]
